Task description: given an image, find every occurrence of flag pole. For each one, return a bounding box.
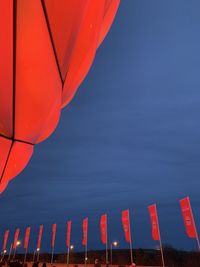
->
[106,240,108,265]
[24,247,28,263]
[159,237,165,267]
[85,242,87,267]
[128,212,133,265]
[188,197,200,251]
[51,246,54,265]
[37,249,40,262]
[67,245,70,267]
[8,243,13,261]
[156,207,165,267]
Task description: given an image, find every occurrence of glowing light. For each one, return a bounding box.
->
[113,241,118,247]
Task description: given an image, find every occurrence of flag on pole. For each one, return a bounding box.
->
[122,209,131,242]
[180,197,198,238]
[37,225,43,249]
[148,204,165,267]
[52,223,57,248]
[148,204,160,241]
[13,228,20,249]
[66,221,71,247]
[24,227,31,249]
[2,230,9,250]
[100,214,107,244]
[82,218,88,246]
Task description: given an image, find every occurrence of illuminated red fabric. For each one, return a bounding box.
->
[13,228,20,249]
[148,204,160,241]
[66,221,72,247]
[180,197,197,238]
[52,223,57,248]
[100,214,107,245]
[37,225,43,249]
[82,217,88,246]
[0,0,120,193]
[24,226,31,249]
[122,209,131,242]
[2,230,9,250]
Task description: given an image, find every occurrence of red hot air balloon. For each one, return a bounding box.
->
[0,0,120,193]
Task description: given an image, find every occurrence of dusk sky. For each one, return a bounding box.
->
[1,0,200,253]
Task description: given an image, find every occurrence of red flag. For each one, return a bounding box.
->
[122,209,131,242]
[2,230,9,250]
[66,221,71,247]
[24,227,31,249]
[180,197,198,238]
[13,228,20,249]
[37,225,43,249]
[82,218,88,246]
[100,214,107,244]
[52,223,57,248]
[148,204,160,241]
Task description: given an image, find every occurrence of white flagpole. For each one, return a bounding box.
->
[8,243,13,261]
[159,236,165,267]
[187,197,200,251]
[67,245,70,267]
[24,247,28,263]
[85,242,87,267]
[51,246,54,265]
[128,211,133,265]
[155,205,165,267]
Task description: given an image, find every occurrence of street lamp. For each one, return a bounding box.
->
[13,240,21,260]
[110,241,118,265]
[36,247,40,262]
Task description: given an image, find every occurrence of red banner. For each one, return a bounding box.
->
[13,228,20,249]
[100,214,107,244]
[37,225,43,249]
[122,209,131,242]
[52,223,57,248]
[148,204,160,241]
[82,217,88,246]
[66,221,71,247]
[24,226,31,249]
[180,197,197,238]
[2,230,9,250]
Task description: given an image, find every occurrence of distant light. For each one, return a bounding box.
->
[16,241,21,246]
[37,248,40,252]
[85,257,88,261]
[70,245,74,250]
[113,241,118,247]
[3,250,7,253]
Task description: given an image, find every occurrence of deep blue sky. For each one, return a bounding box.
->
[1,0,200,253]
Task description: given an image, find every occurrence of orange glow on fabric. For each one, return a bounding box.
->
[13,228,20,249]
[100,214,107,244]
[180,197,198,238]
[37,225,43,249]
[82,218,88,246]
[3,230,9,250]
[148,204,160,241]
[0,0,120,193]
[66,221,71,247]
[24,227,31,249]
[122,209,131,242]
[52,223,57,248]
